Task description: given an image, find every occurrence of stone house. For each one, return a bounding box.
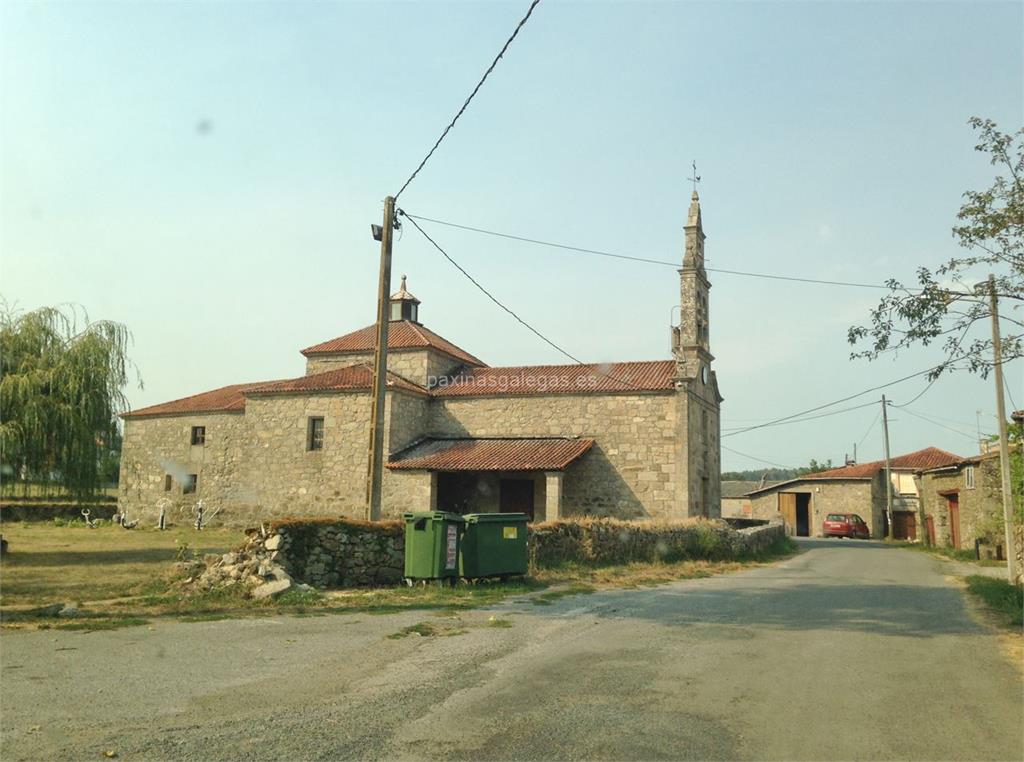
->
[119,193,723,526]
[915,451,1005,553]
[720,479,782,518]
[743,447,960,538]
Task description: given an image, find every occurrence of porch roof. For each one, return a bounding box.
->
[387,437,594,472]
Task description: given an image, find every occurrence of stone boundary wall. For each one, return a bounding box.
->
[190,518,405,597]
[188,517,786,597]
[737,521,786,555]
[528,517,784,567]
[0,502,119,523]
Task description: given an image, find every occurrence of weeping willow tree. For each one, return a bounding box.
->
[0,304,138,498]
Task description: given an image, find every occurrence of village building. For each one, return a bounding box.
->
[743,447,961,539]
[118,193,723,526]
[720,479,782,519]
[915,451,1007,555]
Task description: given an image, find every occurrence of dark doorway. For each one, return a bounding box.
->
[795,493,811,537]
[926,515,936,546]
[946,494,961,549]
[437,472,478,514]
[500,479,535,521]
[893,512,917,541]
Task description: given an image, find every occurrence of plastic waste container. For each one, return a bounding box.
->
[403,511,464,582]
[460,512,529,579]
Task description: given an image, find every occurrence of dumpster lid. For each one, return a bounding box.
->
[464,512,530,523]
[403,511,465,522]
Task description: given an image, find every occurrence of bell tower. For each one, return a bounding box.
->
[671,187,722,520]
[388,275,421,323]
[673,191,713,379]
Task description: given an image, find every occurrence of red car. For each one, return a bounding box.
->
[823,513,870,539]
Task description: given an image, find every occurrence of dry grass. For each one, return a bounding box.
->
[0,522,240,608]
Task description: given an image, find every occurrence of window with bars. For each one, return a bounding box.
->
[308,417,324,451]
[965,466,975,489]
[191,426,206,445]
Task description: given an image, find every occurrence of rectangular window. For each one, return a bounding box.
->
[308,417,324,451]
[183,474,198,494]
[191,426,206,445]
[965,466,975,490]
[164,474,172,491]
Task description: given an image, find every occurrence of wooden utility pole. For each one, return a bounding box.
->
[365,196,395,521]
[881,394,894,539]
[988,275,1018,583]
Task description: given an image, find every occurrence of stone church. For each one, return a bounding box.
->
[119,193,722,525]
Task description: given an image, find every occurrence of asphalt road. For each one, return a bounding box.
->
[2,539,1021,761]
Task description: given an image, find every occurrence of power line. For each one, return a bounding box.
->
[1004,374,1019,411]
[399,209,644,393]
[394,0,542,201]
[721,400,877,433]
[722,354,971,439]
[898,406,980,443]
[403,212,893,290]
[858,408,882,449]
[404,214,681,267]
[721,444,789,469]
[892,378,937,408]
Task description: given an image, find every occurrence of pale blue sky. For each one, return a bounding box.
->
[2,0,1021,471]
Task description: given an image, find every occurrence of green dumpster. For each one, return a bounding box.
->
[460,513,530,579]
[403,511,464,582]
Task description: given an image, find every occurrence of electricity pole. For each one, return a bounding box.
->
[881,394,894,540]
[988,275,1018,583]
[366,196,396,521]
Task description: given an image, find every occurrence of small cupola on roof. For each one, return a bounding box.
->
[389,275,421,323]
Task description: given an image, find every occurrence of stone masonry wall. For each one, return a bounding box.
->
[918,460,1003,550]
[305,348,467,387]
[237,392,374,521]
[121,384,715,525]
[749,480,881,537]
[119,411,249,525]
[428,392,682,519]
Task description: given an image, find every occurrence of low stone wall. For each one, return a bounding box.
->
[529,517,784,568]
[187,516,786,597]
[188,518,405,597]
[0,502,119,523]
[737,520,786,554]
[268,518,404,587]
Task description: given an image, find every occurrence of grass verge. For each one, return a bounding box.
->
[963,575,1023,628]
[894,541,1007,567]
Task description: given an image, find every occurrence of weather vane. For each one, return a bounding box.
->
[688,160,701,193]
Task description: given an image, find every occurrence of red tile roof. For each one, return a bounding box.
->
[122,381,276,418]
[432,361,676,397]
[388,437,595,471]
[123,366,427,418]
[745,447,964,495]
[246,364,427,396]
[798,447,963,480]
[301,321,485,367]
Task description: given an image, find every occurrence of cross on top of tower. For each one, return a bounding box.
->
[688,160,701,196]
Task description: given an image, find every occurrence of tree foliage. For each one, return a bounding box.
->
[0,304,137,498]
[848,117,1023,378]
[797,458,834,476]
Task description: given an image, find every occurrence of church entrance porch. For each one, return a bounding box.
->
[436,472,541,520]
[388,437,592,522]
